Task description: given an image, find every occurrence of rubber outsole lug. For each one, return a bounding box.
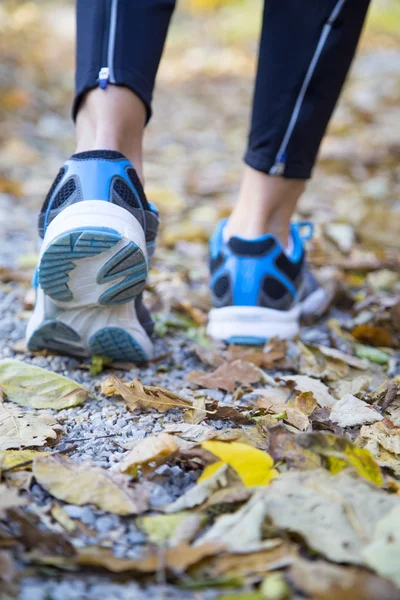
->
[38,227,147,306]
[89,327,149,363]
[27,320,87,356]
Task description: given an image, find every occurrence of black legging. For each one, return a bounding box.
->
[74,0,370,179]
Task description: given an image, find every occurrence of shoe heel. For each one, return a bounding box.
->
[38,201,148,307]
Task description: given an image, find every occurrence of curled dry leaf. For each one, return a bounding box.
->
[0,403,60,450]
[317,345,369,370]
[330,394,383,428]
[351,324,395,348]
[118,433,179,474]
[187,360,264,393]
[101,377,192,413]
[0,359,88,410]
[359,421,400,455]
[33,455,149,516]
[268,425,321,471]
[0,449,50,471]
[280,375,336,408]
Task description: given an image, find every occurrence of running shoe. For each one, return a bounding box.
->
[207,220,326,344]
[26,150,159,362]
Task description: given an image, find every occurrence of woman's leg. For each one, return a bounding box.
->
[74,0,176,181]
[226,0,371,246]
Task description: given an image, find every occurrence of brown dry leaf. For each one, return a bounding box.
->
[201,486,252,510]
[332,375,372,400]
[295,392,318,416]
[77,542,222,573]
[288,558,400,600]
[257,399,310,432]
[101,377,192,413]
[0,403,60,450]
[0,484,27,517]
[206,400,251,425]
[187,360,263,393]
[225,340,286,368]
[163,423,215,442]
[33,455,149,516]
[351,324,395,348]
[118,433,179,474]
[268,425,321,471]
[255,386,292,405]
[280,375,336,408]
[202,542,296,578]
[0,266,32,284]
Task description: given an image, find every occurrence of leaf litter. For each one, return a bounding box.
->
[1,0,400,597]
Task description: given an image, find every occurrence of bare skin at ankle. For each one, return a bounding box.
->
[225,166,306,247]
[75,86,146,183]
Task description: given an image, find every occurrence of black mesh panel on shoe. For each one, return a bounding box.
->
[112,178,140,209]
[71,150,125,161]
[227,236,276,256]
[126,167,150,211]
[50,178,77,210]
[275,251,304,281]
[213,275,230,298]
[209,252,225,274]
[259,275,293,310]
[40,167,66,213]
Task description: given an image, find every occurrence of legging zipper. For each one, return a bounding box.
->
[98,0,119,89]
[270,0,347,176]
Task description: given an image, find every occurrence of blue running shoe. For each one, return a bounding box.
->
[207,220,326,344]
[26,150,159,362]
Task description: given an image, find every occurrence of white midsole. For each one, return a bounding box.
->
[207,305,301,341]
[26,288,153,358]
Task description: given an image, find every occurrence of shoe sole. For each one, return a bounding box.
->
[26,201,152,362]
[207,288,327,345]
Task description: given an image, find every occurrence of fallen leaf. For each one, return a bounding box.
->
[0,403,59,450]
[330,394,383,427]
[77,542,222,573]
[137,512,204,547]
[355,345,389,365]
[33,455,149,516]
[252,470,396,563]
[268,425,321,471]
[0,449,50,470]
[188,360,263,393]
[332,375,372,399]
[359,421,400,455]
[183,396,207,424]
[205,543,296,579]
[318,345,369,370]
[225,340,286,368]
[280,375,336,408]
[0,484,27,517]
[295,392,317,416]
[289,557,400,600]
[352,324,394,348]
[199,441,278,487]
[362,504,400,588]
[164,423,216,442]
[298,432,383,487]
[118,433,179,474]
[51,504,77,534]
[206,401,251,425]
[101,377,193,413]
[0,359,88,409]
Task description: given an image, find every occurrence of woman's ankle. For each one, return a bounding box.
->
[225,166,306,247]
[75,86,146,183]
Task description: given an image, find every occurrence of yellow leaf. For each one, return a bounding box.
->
[0,449,49,471]
[198,461,225,483]
[200,441,278,487]
[118,433,179,475]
